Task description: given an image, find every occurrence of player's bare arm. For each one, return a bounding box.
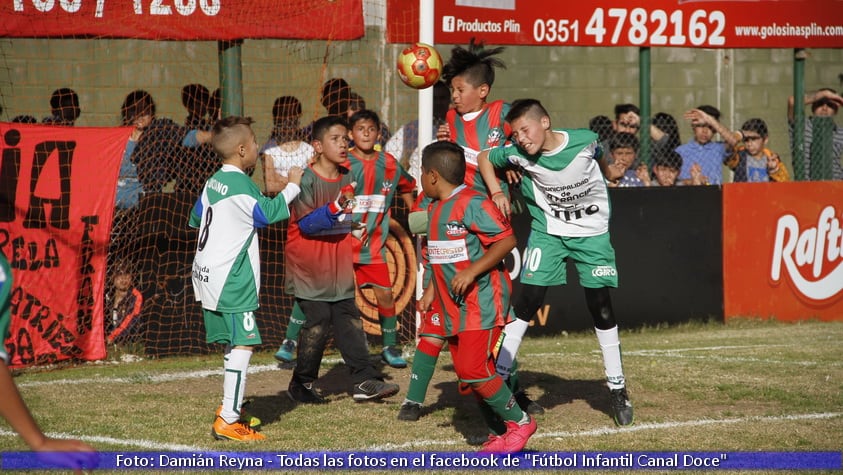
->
[477,150,511,216]
[450,234,516,296]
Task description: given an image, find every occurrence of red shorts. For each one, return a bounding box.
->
[353,262,391,289]
[418,301,446,338]
[447,326,504,383]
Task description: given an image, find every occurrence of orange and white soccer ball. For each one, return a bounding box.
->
[397,42,443,90]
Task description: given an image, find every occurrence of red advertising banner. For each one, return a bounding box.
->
[0,123,129,366]
[723,181,843,322]
[388,0,843,48]
[0,0,363,41]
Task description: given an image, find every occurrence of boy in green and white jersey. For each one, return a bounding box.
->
[190,116,304,441]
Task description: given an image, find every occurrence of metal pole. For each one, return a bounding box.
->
[792,48,806,181]
[218,40,244,118]
[638,47,652,165]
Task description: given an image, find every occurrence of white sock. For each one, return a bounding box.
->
[221,346,252,423]
[595,326,625,389]
[496,318,530,379]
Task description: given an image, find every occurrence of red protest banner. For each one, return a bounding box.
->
[723,181,843,322]
[388,0,843,48]
[0,123,130,366]
[0,0,363,41]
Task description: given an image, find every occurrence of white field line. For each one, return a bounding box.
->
[13,344,808,389]
[0,428,206,452]
[365,412,843,451]
[2,412,839,453]
[530,344,839,367]
[15,358,345,389]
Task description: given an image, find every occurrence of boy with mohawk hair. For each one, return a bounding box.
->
[399,39,543,422]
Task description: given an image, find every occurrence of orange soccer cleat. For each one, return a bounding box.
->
[211,416,266,442]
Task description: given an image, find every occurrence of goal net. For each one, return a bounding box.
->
[0,0,424,363]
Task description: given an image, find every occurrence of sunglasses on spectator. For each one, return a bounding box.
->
[618,121,640,130]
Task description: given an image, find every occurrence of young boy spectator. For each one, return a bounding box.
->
[606,132,644,187]
[1,253,97,466]
[725,118,789,182]
[611,103,641,135]
[477,98,634,427]
[285,115,399,404]
[105,260,144,345]
[346,109,416,367]
[42,88,80,126]
[641,150,683,187]
[677,105,738,185]
[418,141,536,453]
[190,116,303,441]
[787,88,843,180]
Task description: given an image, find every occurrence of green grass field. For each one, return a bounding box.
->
[1,318,842,474]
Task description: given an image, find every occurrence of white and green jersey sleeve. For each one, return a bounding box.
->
[488,129,610,237]
[190,164,296,312]
[0,253,11,364]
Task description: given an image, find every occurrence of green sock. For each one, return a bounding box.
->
[484,383,525,424]
[405,349,437,404]
[380,311,398,347]
[506,358,520,392]
[285,301,306,341]
[478,399,507,435]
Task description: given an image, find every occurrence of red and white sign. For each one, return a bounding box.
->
[388,0,843,48]
[723,182,843,322]
[0,0,363,40]
[0,123,129,366]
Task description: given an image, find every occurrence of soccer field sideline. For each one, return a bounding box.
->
[4,334,842,452]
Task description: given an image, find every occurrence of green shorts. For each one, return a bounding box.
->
[520,230,618,288]
[203,309,263,346]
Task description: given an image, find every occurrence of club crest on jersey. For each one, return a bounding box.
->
[487,127,504,147]
[380,181,393,195]
[445,221,468,237]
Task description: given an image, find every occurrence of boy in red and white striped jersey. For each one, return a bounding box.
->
[417,141,536,453]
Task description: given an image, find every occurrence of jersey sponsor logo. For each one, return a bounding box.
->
[206,177,229,195]
[351,194,387,213]
[445,220,468,237]
[592,265,617,277]
[771,205,843,301]
[192,263,210,283]
[428,239,469,264]
[550,202,600,222]
[461,146,480,166]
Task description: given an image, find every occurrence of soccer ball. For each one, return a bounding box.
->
[397,42,443,90]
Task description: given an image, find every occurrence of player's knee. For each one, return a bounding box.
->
[584,286,616,330]
[513,284,548,322]
[417,336,444,356]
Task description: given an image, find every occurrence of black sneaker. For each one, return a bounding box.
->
[515,390,545,416]
[288,380,326,404]
[397,401,421,421]
[353,379,399,402]
[610,387,634,426]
